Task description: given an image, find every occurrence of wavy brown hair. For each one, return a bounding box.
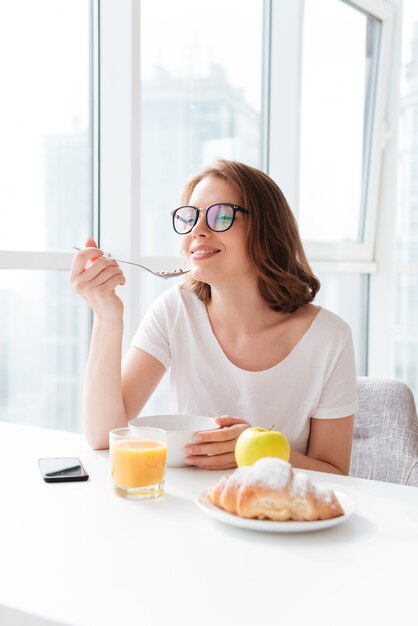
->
[180,159,320,312]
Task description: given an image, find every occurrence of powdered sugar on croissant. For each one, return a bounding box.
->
[207,458,344,521]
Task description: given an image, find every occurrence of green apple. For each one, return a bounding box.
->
[235,427,291,467]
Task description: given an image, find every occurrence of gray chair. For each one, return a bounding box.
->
[350,377,418,486]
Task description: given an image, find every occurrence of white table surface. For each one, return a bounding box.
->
[0,421,417,626]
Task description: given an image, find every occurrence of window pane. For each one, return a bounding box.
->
[395,271,418,392]
[0,0,92,251]
[395,338,418,394]
[395,2,418,398]
[139,0,263,256]
[298,0,380,243]
[0,271,90,431]
[314,272,368,375]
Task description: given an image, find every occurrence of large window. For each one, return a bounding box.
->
[1,0,404,430]
[0,1,93,430]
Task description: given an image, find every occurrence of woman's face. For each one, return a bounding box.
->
[180,176,254,285]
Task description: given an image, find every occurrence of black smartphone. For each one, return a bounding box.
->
[38,457,89,483]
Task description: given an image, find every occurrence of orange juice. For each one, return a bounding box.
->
[111,439,167,489]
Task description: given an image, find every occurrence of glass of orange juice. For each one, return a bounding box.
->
[109,427,167,499]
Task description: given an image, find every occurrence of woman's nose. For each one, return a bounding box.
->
[191,208,209,235]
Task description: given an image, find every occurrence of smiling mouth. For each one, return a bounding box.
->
[191,249,220,258]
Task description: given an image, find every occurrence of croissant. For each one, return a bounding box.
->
[208,457,344,521]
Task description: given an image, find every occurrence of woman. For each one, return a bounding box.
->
[71,160,357,474]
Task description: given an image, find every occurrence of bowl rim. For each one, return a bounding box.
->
[128,413,220,433]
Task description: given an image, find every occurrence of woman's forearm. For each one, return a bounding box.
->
[289,449,347,475]
[83,316,127,449]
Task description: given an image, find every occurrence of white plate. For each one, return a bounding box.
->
[196,490,356,533]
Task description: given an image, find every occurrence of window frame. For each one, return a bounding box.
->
[99,0,402,376]
[268,0,394,265]
[266,0,401,379]
[0,0,97,274]
[0,0,96,431]
[0,0,403,427]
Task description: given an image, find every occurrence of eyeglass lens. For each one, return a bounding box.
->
[173,204,235,234]
[207,204,234,231]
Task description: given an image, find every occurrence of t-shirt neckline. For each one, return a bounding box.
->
[199,299,323,374]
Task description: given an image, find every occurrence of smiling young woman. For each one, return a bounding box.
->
[70,160,357,475]
[180,160,320,311]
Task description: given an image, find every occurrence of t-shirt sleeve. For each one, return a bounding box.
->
[312,331,358,419]
[129,293,172,370]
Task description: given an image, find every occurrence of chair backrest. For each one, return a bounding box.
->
[350,377,418,486]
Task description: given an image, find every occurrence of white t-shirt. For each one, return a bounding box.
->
[130,285,357,454]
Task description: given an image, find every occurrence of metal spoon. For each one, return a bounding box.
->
[72,247,190,279]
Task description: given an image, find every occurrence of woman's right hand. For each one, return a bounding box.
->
[70,237,126,320]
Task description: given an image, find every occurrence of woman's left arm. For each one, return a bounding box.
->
[185,414,354,474]
[291,415,354,475]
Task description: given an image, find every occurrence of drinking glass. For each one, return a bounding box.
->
[109,427,167,499]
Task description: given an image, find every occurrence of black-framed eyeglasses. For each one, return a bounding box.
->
[171,203,249,235]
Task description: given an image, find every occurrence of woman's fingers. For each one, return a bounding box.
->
[193,420,249,444]
[215,415,250,427]
[185,451,237,470]
[183,416,251,469]
[185,439,235,457]
[83,238,102,269]
[184,418,251,469]
[84,237,98,248]
[70,240,125,319]
[70,246,104,277]
[70,246,125,304]
[83,259,121,285]
[72,263,125,299]
[85,267,125,293]
[71,253,120,286]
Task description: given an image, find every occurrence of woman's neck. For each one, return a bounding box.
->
[206,278,288,334]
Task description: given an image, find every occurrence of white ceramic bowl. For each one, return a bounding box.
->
[128,414,220,467]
